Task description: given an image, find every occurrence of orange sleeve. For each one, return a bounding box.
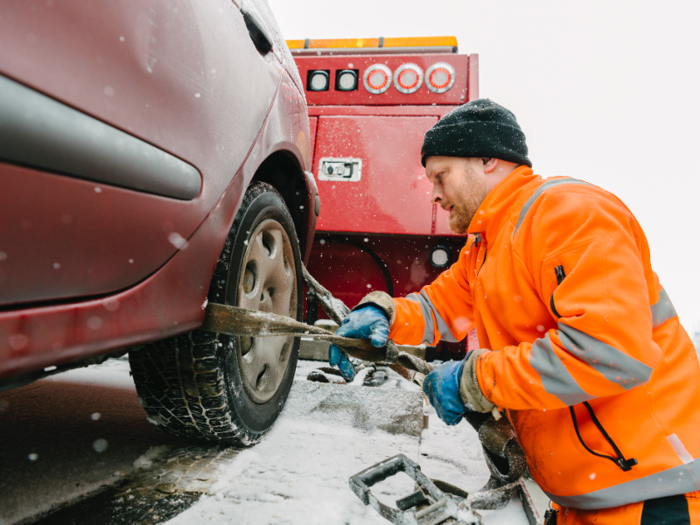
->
[389,242,475,346]
[478,185,662,411]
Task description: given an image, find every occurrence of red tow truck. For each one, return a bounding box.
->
[288,36,479,359]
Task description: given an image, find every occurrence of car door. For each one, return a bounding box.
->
[0,0,280,305]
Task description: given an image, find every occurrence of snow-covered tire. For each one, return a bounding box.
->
[129,181,301,445]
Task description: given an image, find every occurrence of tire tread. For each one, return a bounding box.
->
[129,181,299,445]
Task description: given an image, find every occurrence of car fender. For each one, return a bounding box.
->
[240,71,317,264]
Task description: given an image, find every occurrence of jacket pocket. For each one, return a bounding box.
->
[570,402,638,472]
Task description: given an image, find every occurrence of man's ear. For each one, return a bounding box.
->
[483,158,498,173]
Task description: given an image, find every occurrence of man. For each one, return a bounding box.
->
[329,99,700,524]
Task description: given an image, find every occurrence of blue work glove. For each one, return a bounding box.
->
[423,358,467,426]
[329,304,390,382]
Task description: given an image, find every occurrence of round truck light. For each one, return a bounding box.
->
[336,69,359,91]
[394,63,423,94]
[307,70,330,92]
[426,62,456,93]
[363,64,392,94]
[430,245,451,268]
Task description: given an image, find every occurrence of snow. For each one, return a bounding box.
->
[43,355,136,389]
[166,416,419,524]
[165,361,530,525]
[132,445,171,470]
[22,357,530,524]
[165,382,421,525]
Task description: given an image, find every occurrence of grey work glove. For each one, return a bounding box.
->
[459,348,496,413]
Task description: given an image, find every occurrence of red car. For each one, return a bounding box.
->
[0,0,318,445]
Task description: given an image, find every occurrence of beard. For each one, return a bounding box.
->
[446,162,489,235]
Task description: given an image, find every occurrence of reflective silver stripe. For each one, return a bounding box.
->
[514,178,590,235]
[419,290,459,343]
[651,288,678,328]
[558,323,653,389]
[406,291,458,345]
[667,434,695,465]
[545,457,700,509]
[529,333,594,405]
[406,293,434,345]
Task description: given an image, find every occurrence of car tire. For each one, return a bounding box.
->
[129,181,302,445]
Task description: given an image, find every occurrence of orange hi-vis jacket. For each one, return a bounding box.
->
[390,166,700,510]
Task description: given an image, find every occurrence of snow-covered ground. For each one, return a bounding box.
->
[164,360,530,525]
[1,357,531,525]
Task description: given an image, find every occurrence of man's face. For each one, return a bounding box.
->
[425,156,489,234]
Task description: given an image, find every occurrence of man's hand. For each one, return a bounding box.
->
[423,349,495,425]
[422,359,468,425]
[329,304,390,381]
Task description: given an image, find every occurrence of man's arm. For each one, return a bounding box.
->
[477,185,663,411]
[389,241,475,346]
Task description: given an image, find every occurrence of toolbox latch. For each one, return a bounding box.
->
[318,157,362,182]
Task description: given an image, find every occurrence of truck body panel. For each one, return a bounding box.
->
[293,41,479,358]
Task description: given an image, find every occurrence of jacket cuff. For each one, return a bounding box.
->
[459,349,496,413]
[355,291,396,325]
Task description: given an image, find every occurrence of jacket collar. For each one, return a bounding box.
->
[467,165,540,239]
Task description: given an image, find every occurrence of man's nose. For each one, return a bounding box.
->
[430,186,442,205]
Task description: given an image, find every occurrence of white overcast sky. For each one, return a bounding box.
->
[268,0,700,337]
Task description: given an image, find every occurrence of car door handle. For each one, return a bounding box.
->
[241,7,273,54]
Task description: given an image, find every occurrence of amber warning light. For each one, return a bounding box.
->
[287,36,458,55]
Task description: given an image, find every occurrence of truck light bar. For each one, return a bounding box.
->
[336,69,359,91]
[426,62,455,93]
[287,36,458,55]
[394,63,423,94]
[307,70,330,91]
[363,64,392,94]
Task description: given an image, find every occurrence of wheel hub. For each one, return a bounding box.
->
[235,218,296,404]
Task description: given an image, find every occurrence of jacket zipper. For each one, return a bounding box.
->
[553,265,638,472]
[554,265,566,285]
[550,265,565,317]
[472,233,488,275]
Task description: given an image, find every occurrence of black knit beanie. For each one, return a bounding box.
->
[421,99,531,168]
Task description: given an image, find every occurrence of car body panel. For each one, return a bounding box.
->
[0,1,313,381]
[0,71,311,379]
[0,0,280,303]
[0,75,202,200]
[0,170,243,381]
[0,162,200,306]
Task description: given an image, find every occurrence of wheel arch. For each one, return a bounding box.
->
[251,150,318,264]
